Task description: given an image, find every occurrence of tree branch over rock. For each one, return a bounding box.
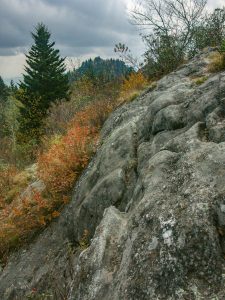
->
[131,0,207,52]
[129,0,209,79]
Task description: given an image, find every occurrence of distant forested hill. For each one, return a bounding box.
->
[68,57,133,83]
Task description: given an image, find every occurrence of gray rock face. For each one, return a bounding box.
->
[1,49,225,299]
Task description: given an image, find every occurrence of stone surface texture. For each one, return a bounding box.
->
[1,49,225,299]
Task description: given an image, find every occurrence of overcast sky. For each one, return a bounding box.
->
[0,0,223,83]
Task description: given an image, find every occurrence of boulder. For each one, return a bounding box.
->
[1,49,225,300]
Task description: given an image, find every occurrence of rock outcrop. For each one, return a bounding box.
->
[1,49,225,299]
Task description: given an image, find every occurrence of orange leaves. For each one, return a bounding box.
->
[0,184,63,258]
[38,133,91,193]
[12,207,23,217]
[37,103,100,196]
[52,210,60,218]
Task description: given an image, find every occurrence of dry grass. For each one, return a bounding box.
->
[208,52,225,73]
[118,72,150,105]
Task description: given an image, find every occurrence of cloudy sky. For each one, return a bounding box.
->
[0,0,223,83]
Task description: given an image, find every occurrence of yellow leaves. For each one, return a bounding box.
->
[118,72,149,105]
[71,76,96,99]
[52,211,60,218]
[38,216,46,226]
[120,72,148,97]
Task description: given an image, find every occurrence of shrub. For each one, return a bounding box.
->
[37,97,115,197]
[44,76,120,138]
[0,70,123,259]
[44,100,78,137]
[208,52,225,72]
[192,8,225,53]
[44,78,96,137]
[119,72,148,103]
[192,76,208,85]
[0,138,14,164]
[0,165,19,208]
[38,122,98,195]
[143,33,185,79]
[0,189,59,259]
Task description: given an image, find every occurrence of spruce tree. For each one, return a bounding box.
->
[19,23,69,141]
[0,76,9,103]
[0,76,9,139]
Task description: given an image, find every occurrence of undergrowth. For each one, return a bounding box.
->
[0,72,149,261]
[208,52,225,73]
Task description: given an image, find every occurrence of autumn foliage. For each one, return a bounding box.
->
[0,72,148,260]
[37,97,115,194]
[120,72,148,101]
[0,97,116,260]
[38,110,99,195]
[0,187,63,259]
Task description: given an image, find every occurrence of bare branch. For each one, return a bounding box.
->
[130,0,207,52]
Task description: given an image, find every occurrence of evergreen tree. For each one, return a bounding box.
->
[19,23,69,141]
[9,80,18,93]
[0,76,9,103]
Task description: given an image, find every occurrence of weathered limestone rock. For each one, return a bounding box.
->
[1,49,225,299]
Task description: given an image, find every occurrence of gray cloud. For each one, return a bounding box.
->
[0,0,139,58]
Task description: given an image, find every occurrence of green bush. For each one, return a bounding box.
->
[193,76,208,85]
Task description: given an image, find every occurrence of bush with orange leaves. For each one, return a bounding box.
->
[0,188,63,259]
[38,125,98,195]
[37,98,115,197]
